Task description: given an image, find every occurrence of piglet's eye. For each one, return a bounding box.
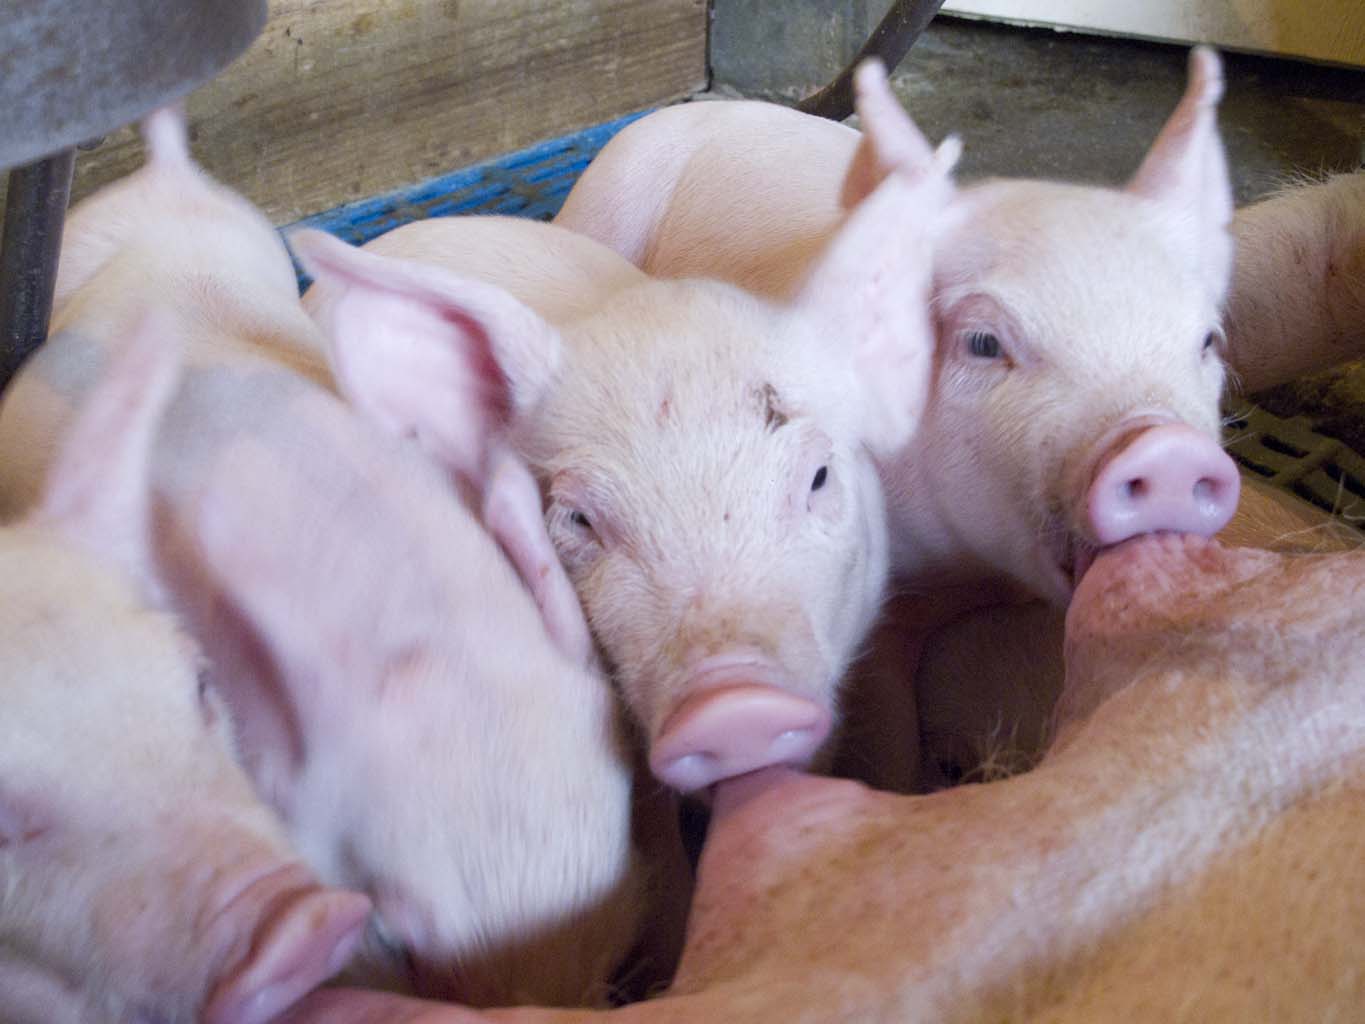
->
[810,466,828,492]
[966,331,1003,359]
[570,510,592,530]
[196,669,218,727]
[1203,331,1217,353]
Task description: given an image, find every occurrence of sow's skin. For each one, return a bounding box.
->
[555,49,1258,787]
[0,323,371,1024]
[297,136,956,795]
[0,111,641,1007]
[281,532,1365,1023]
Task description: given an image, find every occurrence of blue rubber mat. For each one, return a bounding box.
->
[287,111,647,251]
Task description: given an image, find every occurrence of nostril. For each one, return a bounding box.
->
[1193,477,1218,504]
[1125,478,1149,501]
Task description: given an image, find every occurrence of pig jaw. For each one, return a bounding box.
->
[888,181,1233,604]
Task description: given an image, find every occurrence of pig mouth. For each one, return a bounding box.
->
[1046,525,1100,595]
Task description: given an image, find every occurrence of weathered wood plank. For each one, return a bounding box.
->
[47,0,707,224]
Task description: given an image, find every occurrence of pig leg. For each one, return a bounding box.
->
[1225,171,1365,393]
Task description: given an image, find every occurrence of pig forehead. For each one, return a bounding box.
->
[940,183,1211,316]
[561,293,823,437]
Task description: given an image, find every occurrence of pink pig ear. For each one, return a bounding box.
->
[840,58,939,210]
[797,132,958,456]
[291,228,563,488]
[481,447,597,668]
[34,310,180,587]
[1127,47,1233,295]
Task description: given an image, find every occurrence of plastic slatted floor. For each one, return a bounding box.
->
[288,113,1365,535]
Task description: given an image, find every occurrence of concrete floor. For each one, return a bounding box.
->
[712,14,1365,205]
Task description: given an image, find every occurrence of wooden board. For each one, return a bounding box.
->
[942,0,1365,68]
[40,0,706,224]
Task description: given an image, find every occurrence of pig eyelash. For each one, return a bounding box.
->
[196,669,220,727]
[965,331,1004,360]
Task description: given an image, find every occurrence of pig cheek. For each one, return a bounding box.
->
[571,553,666,729]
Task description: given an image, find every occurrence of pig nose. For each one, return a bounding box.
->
[1086,423,1240,546]
[650,684,832,793]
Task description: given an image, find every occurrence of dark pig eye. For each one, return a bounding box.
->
[1203,331,1217,353]
[811,466,828,492]
[570,510,592,531]
[196,669,218,726]
[966,331,1002,359]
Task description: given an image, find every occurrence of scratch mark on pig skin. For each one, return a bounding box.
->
[752,381,789,432]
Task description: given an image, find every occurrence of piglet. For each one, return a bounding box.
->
[0,317,371,1024]
[296,134,957,793]
[0,108,641,1007]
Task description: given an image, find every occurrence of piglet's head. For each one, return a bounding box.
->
[853,47,1239,603]
[537,155,949,792]
[0,314,370,1024]
[297,161,948,794]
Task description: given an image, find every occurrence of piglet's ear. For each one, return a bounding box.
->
[796,132,959,457]
[34,310,180,588]
[481,447,597,669]
[292,227,563,488]
[840,58,939,210]
[1126,47,1233,295]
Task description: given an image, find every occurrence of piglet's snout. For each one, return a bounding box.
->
[1085,422,1240,546]
[650,663,832,793]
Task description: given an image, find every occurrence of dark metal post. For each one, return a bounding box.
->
[0,148,76,393]
[797,0,948,121]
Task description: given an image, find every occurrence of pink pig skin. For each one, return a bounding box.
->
[0,318,371,1024]
[559,50,1241,605]
[1223,171,1365,392]
[278,532,1365,1022]
[0,109,641,1007]
[298,138,956,794]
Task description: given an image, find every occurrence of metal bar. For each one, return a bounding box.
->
[797,0,948,121]
[0,148,75,395]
